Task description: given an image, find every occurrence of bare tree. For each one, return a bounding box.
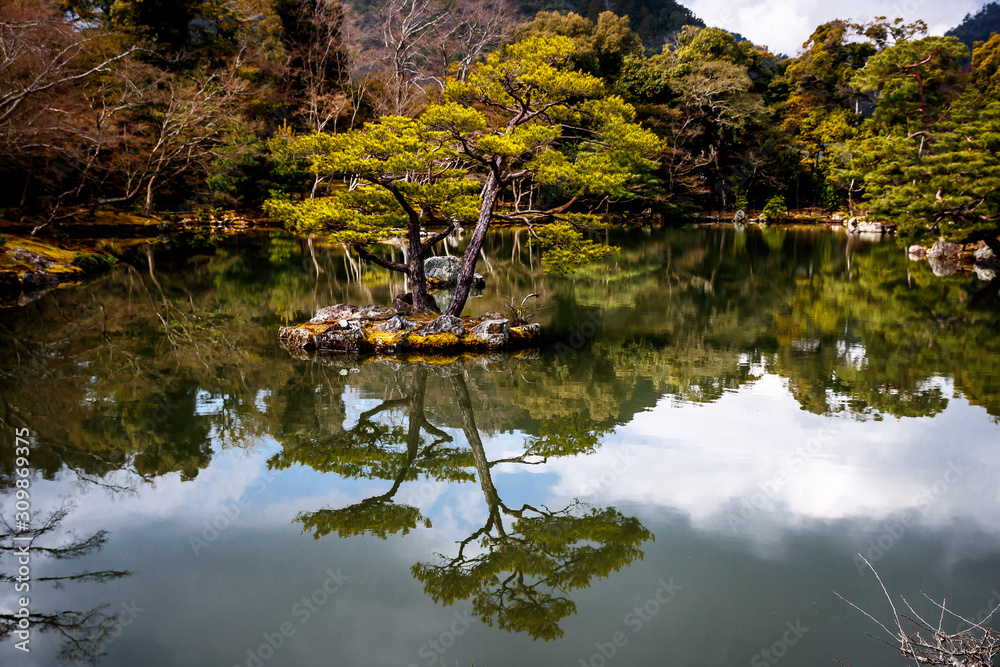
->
[837,555,1000,667]
[342,0,512,119]
[72,53,250,215]
[281,0,351,132]
[427,0,513,90]
[0,2,133,227]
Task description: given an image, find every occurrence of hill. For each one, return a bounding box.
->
[947,1,1000,49]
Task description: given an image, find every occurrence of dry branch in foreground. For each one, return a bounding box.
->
[836,554,1000,666]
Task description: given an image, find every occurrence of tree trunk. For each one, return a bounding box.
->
[143,176,156,216]
[448,374,503,535]
[445,172,502,317]
[407,214,438,312]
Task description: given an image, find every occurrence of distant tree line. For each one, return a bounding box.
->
[1,0,998,251]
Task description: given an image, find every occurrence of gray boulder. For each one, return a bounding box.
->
[279,318,367,352]
[908,245,927,260]
[927,238,963,260]
[312,319,366,351]
[378,315,417,333]
[424,256,485,288]
[311,304,393,323]
[974,242,999,269]
[418,314,465,336]
[470,319,510,348]
[857,220,895,233]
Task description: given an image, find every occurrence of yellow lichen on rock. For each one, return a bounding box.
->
[278,305,542,357]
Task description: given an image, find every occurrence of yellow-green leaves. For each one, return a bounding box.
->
[532,219,619,274]
[265,34,662,301]
[268,115,457,181]
[264,186,405,243]
[419,102,487,136]
[527,99,660,201]
[449,36,604,111]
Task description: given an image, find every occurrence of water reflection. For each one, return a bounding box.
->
[0,499,134,664]
[275,361,652,640]
[274,365,465,539]
[1,226,1000,664]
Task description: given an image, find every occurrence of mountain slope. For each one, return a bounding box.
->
[947,1,1000,49]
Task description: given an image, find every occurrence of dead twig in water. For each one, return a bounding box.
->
[835,554,1000,666]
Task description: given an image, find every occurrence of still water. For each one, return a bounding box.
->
[1,226,999,666]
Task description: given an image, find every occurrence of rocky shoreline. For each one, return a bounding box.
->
[908,239,1000,280]
[0,235,114,306]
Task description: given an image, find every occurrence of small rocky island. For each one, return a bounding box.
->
[279,304,540,355]
[278,253,542,356]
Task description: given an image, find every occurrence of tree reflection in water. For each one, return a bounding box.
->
[273,361,652,640]
[0,500,134,664]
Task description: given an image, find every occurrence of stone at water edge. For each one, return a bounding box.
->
[6,247,61,288]
[423,256,486,288]
[378,315,417,333]
[846,219,895,234]
[927,238,963,260]
[974,242,1000,279]
[908,245,927,260]
[315,320,365,351]
[470,319,510,348]
[418,314,466,336]
[974,242,1000,268]
[311,304,394,323]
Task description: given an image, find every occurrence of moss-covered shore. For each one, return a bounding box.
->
[279,304,541,356]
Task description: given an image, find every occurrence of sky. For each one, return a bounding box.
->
[685,0,988,55]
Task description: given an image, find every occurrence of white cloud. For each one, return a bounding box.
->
[543,374,1000,538]
[684,0,984,55]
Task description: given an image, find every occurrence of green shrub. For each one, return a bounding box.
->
[734,191,749,212]
[762,195,788,220]
[72,252,116,275]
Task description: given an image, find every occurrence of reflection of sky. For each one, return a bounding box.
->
[5,373,1000,666]
[553,374,1000,535]
[16,371,1000,559]
[15,369,1000,555]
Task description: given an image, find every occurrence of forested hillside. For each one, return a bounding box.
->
[2,0,999,254]
[947,1,1000,49]
[352,0,705,45]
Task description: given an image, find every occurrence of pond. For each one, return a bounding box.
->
[2,225,999,666]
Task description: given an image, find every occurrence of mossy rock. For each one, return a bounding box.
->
[0,234,115,299]
[279,304,541,356]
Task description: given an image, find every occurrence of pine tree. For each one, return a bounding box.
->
[266,35,661,315]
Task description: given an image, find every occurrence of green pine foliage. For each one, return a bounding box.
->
[863,99,1000,244]
[762,195,788,219]
[266,34,661,305]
